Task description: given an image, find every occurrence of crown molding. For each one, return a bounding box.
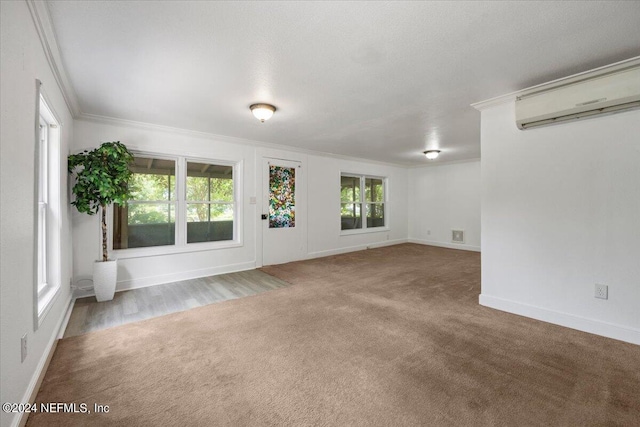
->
[26,0,80,117]
[471,56,640,111]
[470,92,518,111]
[76,113,410,168]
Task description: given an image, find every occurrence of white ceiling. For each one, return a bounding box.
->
[47,1,640,165]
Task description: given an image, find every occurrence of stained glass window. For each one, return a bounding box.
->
[269,165,295,228]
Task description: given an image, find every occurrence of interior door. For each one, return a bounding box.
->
[262,158,304,266]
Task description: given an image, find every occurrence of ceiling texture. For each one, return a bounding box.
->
[47,1,640,165]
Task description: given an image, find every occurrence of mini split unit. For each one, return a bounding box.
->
[515,59,640,130]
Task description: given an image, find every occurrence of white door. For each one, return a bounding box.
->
[262,158,305,265]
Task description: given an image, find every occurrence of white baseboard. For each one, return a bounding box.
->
[408,238,481,252]
[75,241,411,297]
[73,261,257,298]
[116,261,257,292]
[13,296,73,427]
[306,239,408,259]
[479,294,640,345]
[57,297,75,339]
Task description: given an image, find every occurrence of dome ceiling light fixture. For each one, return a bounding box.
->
[250,103,276,122]
[424,150,441,160]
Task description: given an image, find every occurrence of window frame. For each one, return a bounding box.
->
[339,172,389,235]
[109,152,242,259]
[340,174,363,231]
[34,87,62,329]
[37,115,49,295]
[113,154,178,250]
[184,157,237,245]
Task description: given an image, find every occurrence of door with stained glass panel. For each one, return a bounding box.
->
[262,158,305,265]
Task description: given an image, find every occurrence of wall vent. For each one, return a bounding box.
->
[452,229,465,244]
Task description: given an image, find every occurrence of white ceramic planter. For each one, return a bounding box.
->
[93,259,118,302]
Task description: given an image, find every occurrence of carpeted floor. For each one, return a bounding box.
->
[28,244,640,426]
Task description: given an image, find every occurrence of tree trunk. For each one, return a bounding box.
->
[101,204,108,262]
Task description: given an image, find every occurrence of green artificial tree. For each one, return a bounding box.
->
[68,141,134,262]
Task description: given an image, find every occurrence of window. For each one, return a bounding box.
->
[37,115,48,292]
[340,174,386,231]
[268,165,296,228]
[35,92,61,326]
[186,162,234,243]
[113,157,176,249]
[341,175,361,230]
[365,177,385,228]
[112,155,238,254]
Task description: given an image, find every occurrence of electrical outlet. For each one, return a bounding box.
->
[595,284,608,300]
[21,333,27,362]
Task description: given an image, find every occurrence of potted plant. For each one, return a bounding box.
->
[68,141,134,302]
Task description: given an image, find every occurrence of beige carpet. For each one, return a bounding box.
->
[28,244,640,426]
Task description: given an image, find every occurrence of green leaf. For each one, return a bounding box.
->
[68,141,135,258]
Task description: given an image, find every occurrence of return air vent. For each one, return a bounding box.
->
[452,229,465,244]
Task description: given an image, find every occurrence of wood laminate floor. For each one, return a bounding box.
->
[63,269,291,338]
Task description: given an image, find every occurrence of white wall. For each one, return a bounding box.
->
[408,160,481,251]
[0,2,74,427]
[307,155,408,258]
[73,119,258,290]
[479,102,640,344]
[72,118,408,291]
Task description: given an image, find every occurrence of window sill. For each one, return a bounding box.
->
[113,240,243,260]
[37,285,61,328]
[340,227,390,236]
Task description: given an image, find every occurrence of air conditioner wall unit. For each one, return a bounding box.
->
[515,63,640,130]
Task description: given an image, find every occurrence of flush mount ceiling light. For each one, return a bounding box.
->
[250,103,276,122]
[424,150,441,160]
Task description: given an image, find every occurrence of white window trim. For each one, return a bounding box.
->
[37,117,48,295]
[34,85,62,329]
[109,152,243,259]
[339,172,389,236]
